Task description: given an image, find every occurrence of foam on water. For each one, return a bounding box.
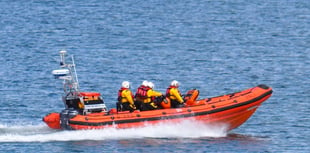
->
[0,120,228,142]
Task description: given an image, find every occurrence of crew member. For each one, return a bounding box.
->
[141,82,163,111]
[117,81,136,112]
[166,80,184,108]
[134,80,149,110]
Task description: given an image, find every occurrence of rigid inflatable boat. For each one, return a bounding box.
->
[43,51,273,131]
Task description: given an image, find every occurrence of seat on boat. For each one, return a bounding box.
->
[184,89,199,106]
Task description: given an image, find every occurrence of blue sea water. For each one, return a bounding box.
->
[0,0,309,152]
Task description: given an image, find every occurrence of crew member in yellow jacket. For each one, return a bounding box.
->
[141,82,163,111]
[166,80,184,108]
[117,81,136,112]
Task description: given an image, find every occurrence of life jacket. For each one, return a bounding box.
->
[118,87,133,102]
[166,86,181,98]
[135,85,150,99]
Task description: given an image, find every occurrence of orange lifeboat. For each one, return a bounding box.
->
[43,84,272,131]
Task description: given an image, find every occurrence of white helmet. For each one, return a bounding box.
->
[171,80,179,87]
[148,82,154,89]
[142,80,148,86]
[122,81,130,88]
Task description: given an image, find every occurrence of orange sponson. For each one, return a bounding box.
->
[43,112,61,129]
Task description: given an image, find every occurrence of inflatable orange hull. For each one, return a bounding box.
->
[43,84,272,131]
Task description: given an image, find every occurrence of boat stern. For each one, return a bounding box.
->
[43,112,61,129]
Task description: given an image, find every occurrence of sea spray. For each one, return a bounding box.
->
[0,120,228,142]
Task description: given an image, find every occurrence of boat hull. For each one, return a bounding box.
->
[43,84,272,131]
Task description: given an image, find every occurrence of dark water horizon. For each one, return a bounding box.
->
[0,0,309,152]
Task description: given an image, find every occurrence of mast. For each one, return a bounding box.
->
[52,50,80,99]
[52,50,108,115]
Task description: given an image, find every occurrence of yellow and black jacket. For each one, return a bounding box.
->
[166,86,184,104]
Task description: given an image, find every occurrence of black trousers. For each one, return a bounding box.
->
[134,101,142,110]
[170,99,184,108]
[141,102,157,111]
[117,102,135,112]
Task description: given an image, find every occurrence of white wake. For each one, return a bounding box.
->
[0,120,228,142]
